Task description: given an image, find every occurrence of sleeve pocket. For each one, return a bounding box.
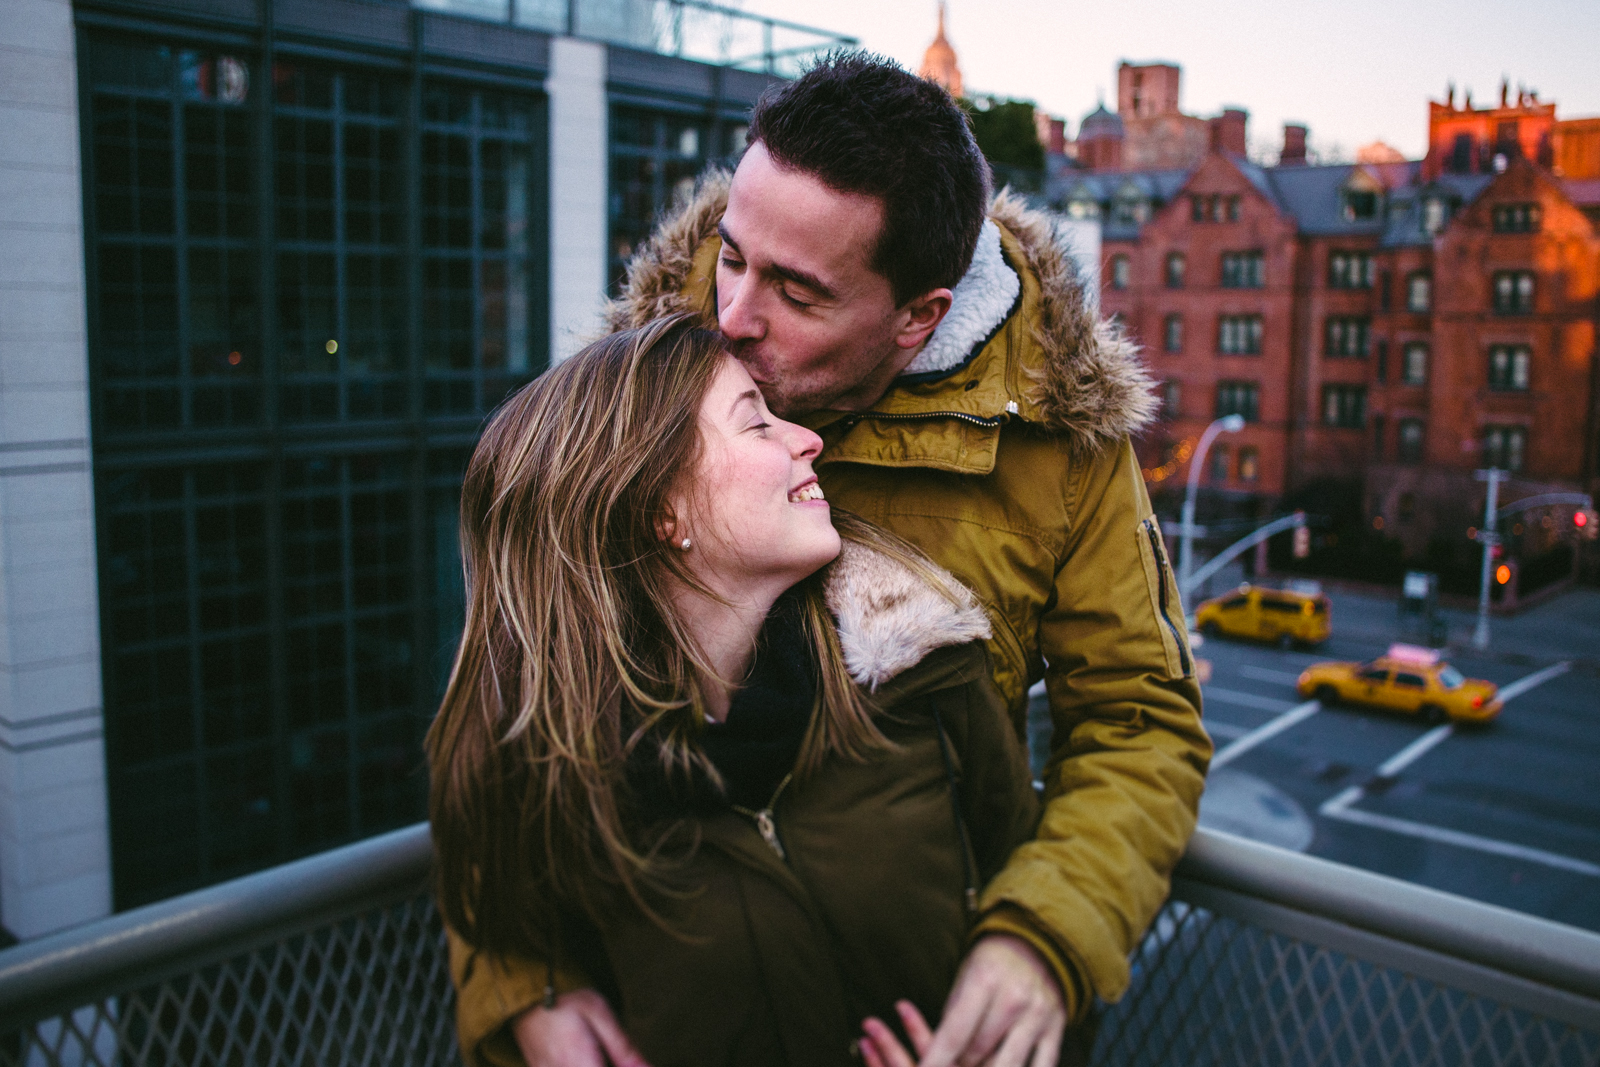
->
[1136,516,1193,680]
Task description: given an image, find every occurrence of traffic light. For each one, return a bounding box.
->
[1495,563,1512,585]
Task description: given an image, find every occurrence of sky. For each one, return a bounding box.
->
[736,0,1600,162]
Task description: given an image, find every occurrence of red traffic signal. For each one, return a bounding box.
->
[1495,564,1512,585]
[1577,511,1589,529]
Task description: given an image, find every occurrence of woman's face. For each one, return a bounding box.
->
[677,356,840,596]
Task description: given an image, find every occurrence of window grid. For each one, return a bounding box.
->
[1401,343,1428,386]
[1220,251,1264,289]
[1398,419,1425,464]
[1406,272,1431,313]
[1491,203,1541,233]
[1109,254,1130,289]
[1325,316,1370,357]
[1217,315,1262,355]
[1482,425,1527,471]
[1215,380,1259,423]
[84,38,547,908]
[1164,314,1183,354]
[1164,252,1185,289]
[1487,345,1531,391]
[1321,385,1367,428]
[1328,251,1375,289]
[1492,271,1535,314]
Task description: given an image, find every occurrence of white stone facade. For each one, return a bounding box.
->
[546,35,608,362]
[0,0,112,937]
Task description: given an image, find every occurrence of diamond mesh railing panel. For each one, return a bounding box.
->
[0,895,459,1067]
[1091,900,1600,1067]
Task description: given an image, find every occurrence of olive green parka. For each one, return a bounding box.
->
[449,544,1039,1067]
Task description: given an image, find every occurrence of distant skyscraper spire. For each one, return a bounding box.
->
[918,2,964,98]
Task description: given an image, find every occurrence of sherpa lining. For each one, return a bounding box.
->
[823,541,992,691]
[902,220,1019,377]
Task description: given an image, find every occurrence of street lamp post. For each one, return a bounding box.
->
[1179,414,1246,598]
[1471,467,1505,650]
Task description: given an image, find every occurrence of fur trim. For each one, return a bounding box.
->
[823,542,992,691]
[903,220,1019,376]
[603,169,731,332]
[988,190,1159,451]
[606,172,1158,451]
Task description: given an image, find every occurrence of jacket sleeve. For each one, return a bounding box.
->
[973,436,1211,1018]
[446,926,595,1067]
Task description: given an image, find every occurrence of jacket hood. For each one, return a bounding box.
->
[822,540,991,692]
[605,168,1157,452]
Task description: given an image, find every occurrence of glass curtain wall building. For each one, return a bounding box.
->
[63,0,781,912]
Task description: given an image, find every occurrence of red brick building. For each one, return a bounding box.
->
[1055,107,1600,563]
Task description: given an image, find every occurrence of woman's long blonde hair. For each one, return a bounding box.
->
[427,315,938,956]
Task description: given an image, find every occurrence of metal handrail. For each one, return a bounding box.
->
[1,824,1597,1035]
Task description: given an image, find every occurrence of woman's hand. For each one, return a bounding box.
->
[511,989,652,1067]
[859,1000,934,1067]
[916,934,1066,1067]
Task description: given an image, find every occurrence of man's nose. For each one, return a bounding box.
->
[718,274,763,342]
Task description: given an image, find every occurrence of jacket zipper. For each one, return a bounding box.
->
[732,772,793,861]
[841,409,1005,430]
[1145,520,1193,677]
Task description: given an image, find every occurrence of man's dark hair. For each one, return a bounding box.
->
[747,52,990,307]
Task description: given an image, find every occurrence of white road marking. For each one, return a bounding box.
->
[1318,661,1595,877]
[1210,700,1321,770]
[1318,802,1600,877]
[1238,665,1303,686]
[1203,687,1297,713]
[1204,721,1250,740]
[1494,660,1571,702]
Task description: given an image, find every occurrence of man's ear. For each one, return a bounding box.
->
[893,288,954,351]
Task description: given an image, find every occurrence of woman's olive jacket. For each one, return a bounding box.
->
[447,545,1038,1067]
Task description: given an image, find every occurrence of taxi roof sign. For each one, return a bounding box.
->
[1386,643,1441,666]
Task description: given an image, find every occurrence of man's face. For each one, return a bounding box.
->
[715,142,910,418]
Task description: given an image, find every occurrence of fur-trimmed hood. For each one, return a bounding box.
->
[823,541,991,692]
[605,168,1156,451]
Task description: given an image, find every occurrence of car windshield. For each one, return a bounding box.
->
[1437,665,1465,689]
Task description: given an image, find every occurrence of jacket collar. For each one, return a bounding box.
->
[823,541,991,692]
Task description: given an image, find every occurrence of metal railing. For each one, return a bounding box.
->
[0,826,1596,1066]
[411,0,858,76]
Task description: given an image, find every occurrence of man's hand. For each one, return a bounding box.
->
[511,989,651,1067]
[917,934,1066,1067]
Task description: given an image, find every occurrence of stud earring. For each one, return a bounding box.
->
[680,537,692,550]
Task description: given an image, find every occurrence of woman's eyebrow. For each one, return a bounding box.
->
[728,388,762,419]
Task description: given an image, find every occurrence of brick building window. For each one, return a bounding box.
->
[1344,190,1379,220]
[1164,314,1184,353]
[1371,413,1386,459]
[1492,271,1535,314]
[1109,254,1130,290]
[1215,380,1259,422]
[1218,315,1262,354]
[1328,251,1375,289]
[1164,252,1186,288]
[1238,447,1259,482]
[1491,203,1541,233]
[1220,251,1264,288]
[1406,272,1431,313]
[1191,194,1240,222]
[1375,338,1389,382]
[1321,385,1366,428]
[1209,444,1229,482]
[1423,196,1449,234]
[1401,343,1428,385]
[1482,425,1527,471]
[1398,419,1425,463]
[1161,379,1181,420]
[1324,316,1370,357]
[1487,345,1531,390]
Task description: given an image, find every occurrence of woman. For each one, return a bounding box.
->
[427,316,1054,1067]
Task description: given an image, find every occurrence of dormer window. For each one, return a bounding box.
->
[1113,196,1148,226]
[1344,190,1378,221]
[1422,197,1448,235]
[1065,199,1100,220]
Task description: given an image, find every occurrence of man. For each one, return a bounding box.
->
[453,54,1209,1067]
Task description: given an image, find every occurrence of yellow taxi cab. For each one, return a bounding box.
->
[1194,583,1330,648]
[1296,644,1502,725]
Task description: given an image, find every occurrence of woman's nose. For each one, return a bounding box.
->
[785,422,823,461]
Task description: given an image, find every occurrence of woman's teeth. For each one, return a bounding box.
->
[789,483,824,503]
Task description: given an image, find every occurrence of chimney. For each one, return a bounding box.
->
[1280,123,1308,166]
[1209,108,1248,156]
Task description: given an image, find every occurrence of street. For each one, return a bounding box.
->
[1193,586,1600,933]
[1028,583,1600,933]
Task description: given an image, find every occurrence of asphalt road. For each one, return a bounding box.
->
[1192,625,1600,934]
